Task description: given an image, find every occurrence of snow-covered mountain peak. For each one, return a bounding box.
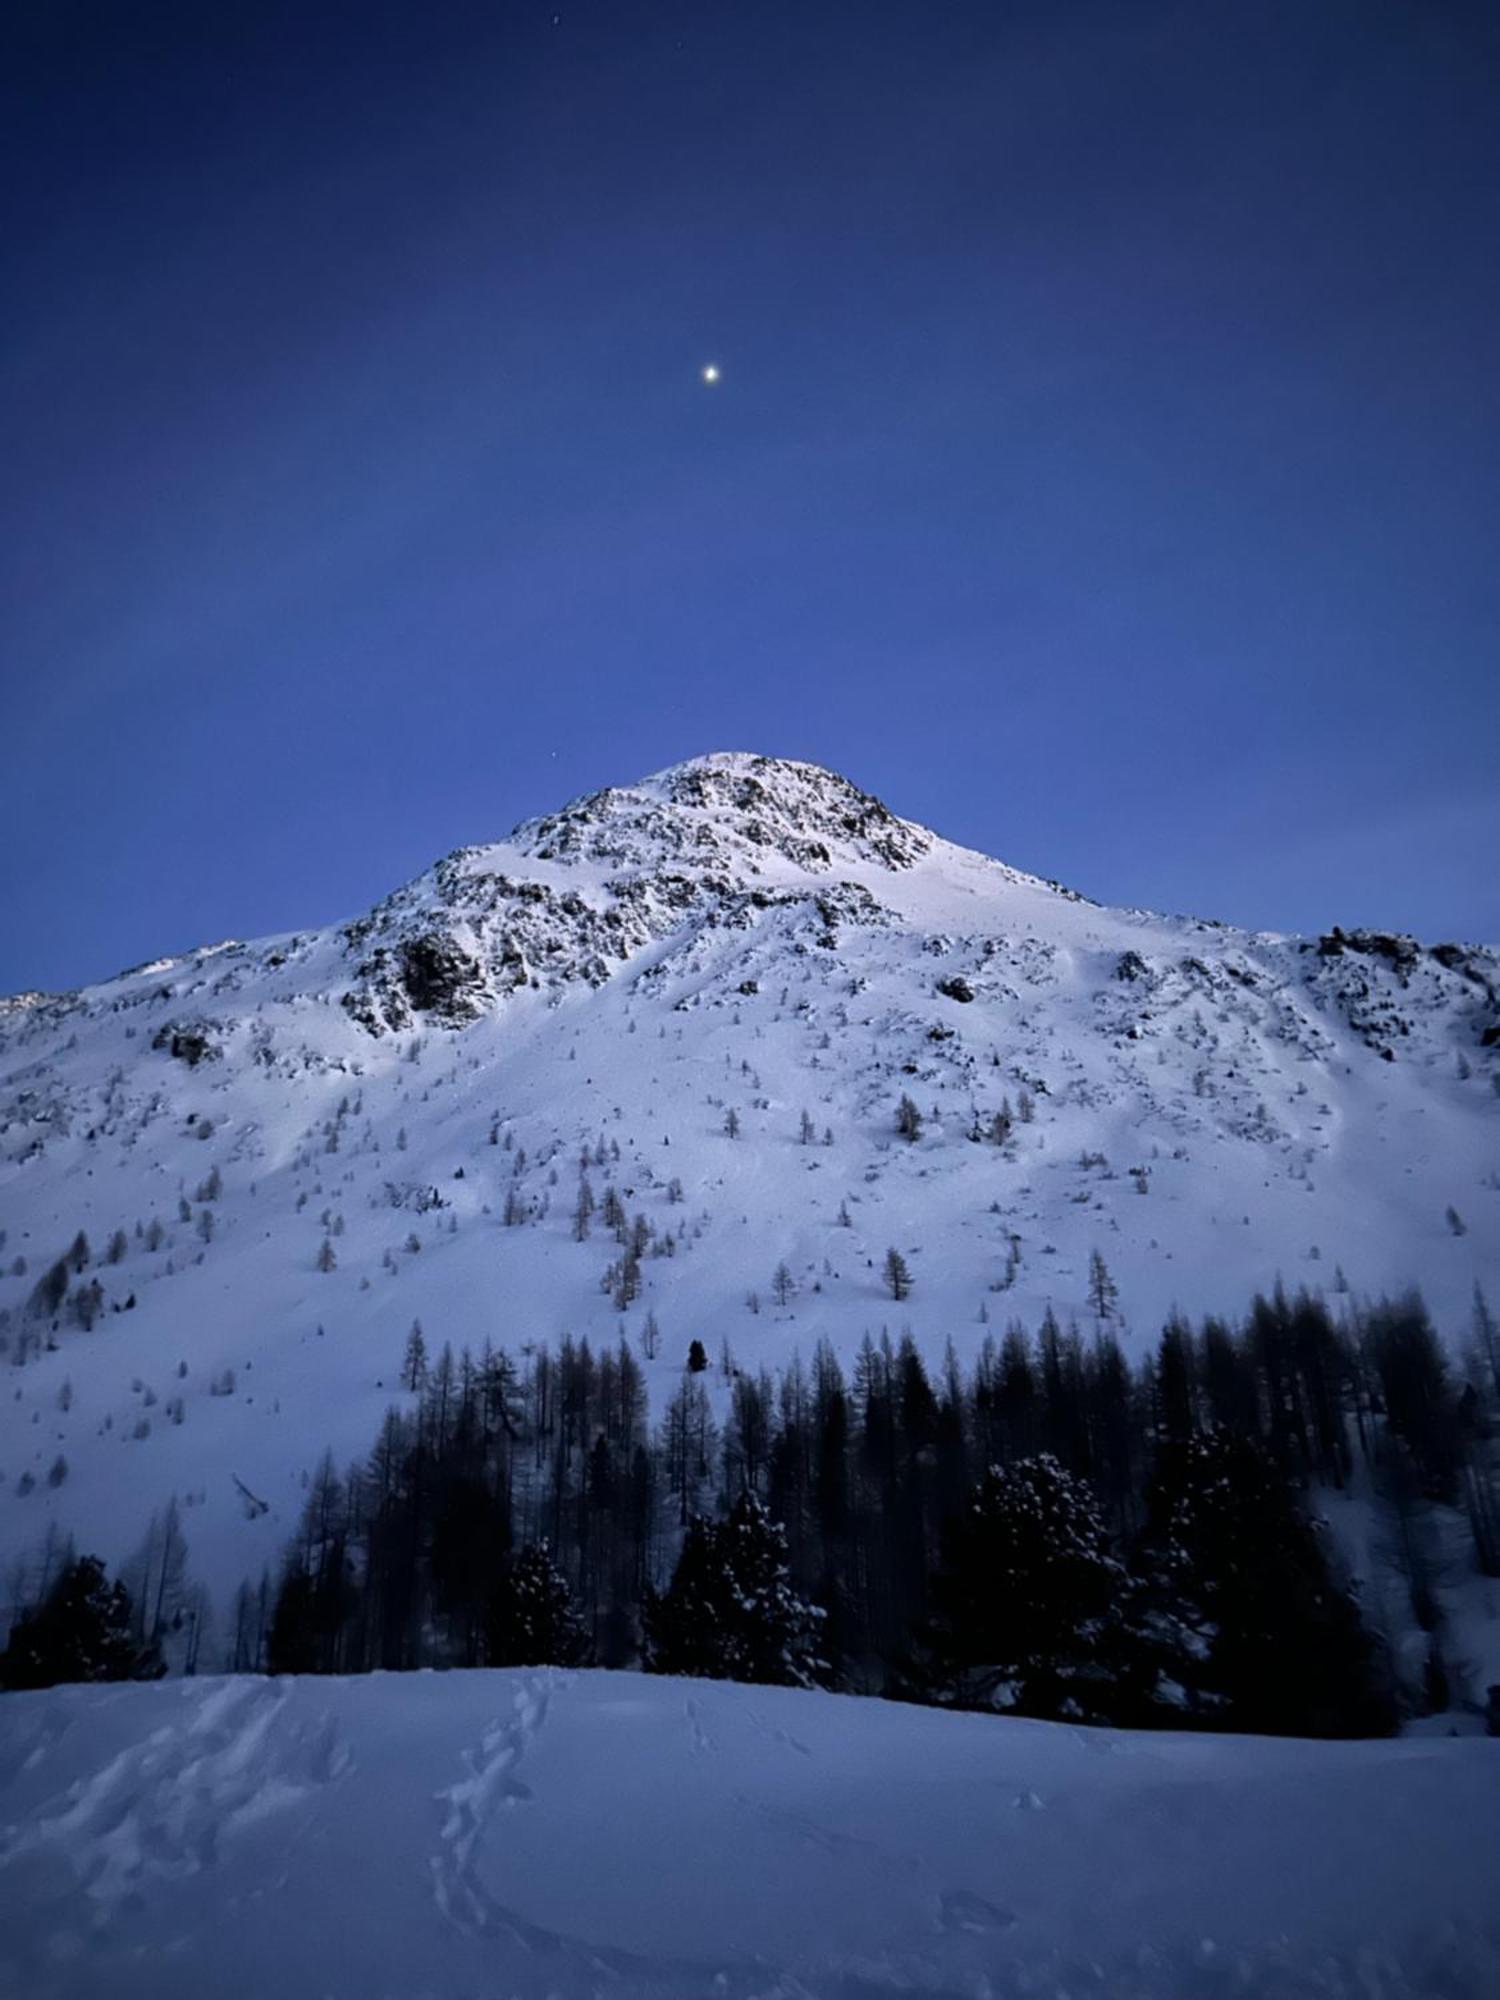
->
[505,751,933,878]
[337,753,958,1034]
[1,753,1497,1609]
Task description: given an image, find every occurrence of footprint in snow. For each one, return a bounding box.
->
[937,1888,1018,1935]
[430,1673,554,1937]
[684,1698,713,1756]
[0,1679,348,1921]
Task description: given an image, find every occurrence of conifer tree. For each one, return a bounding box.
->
[487,1542,588,1666]
[883,1246,912,1301]
[1154,1318,1198,1443]
[1363,1298,1460,1501]
[911,1454,1131,1721]
[614,1248,642,1310]
[29,1257,69,1320]
[1133,1428,1396,1737]
[662,1376,717,1523]
[431,1475,512,1666]
[402,1322,428,1393]
[1087,1249,1119,1329]
[267,1463,353,1674]
[0,1555,159,1690]
[644,1491,825,1688]
[572,1175,595,1242]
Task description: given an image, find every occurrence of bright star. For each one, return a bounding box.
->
[701,364,720,385]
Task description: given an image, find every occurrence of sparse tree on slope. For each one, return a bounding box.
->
[884,1247,912,1302]
[1087,1249,1119,1329]
[572,1175,595,1242]
[402,1322,428,1393]
[29,1257,69,1320]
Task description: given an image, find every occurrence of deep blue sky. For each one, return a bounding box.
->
[3,0,1498,992]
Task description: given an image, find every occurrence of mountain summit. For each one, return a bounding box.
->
[521,752,936,872]
[336,752,951,1034]
[1,753,1495,1596]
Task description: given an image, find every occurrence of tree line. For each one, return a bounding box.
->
[7,1284,1499,1737]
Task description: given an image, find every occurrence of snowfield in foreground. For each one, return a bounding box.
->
[0,1670,1497,2000]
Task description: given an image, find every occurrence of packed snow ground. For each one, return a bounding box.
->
[1,1668,1497,2000]
[1,754,1497,1611]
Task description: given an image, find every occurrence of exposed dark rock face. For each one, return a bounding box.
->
[335,757,913,1036]
[1317,927,1421,976]
[398,934,487,1019]
[150,1022,219,1066]
[1303,927,1489,1062]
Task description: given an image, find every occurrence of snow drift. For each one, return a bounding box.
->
[1,1667,1497,1999]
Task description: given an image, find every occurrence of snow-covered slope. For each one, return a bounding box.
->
[1,752,1497,1600]
[2,1667,1497,2000]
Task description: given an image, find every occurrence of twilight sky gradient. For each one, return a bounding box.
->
[3,0,1498,993]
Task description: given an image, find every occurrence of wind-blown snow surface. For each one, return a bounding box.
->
[1,754,1497,1603]
[1,1670,1498,2000]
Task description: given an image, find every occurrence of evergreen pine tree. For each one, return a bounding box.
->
[29,1257,69,1320]
[910,1454,1131,1721]
[1087,1249,1119,1329]
[883,1246,912,1301]
[644,1491,825,1688]
[572,1175,595,1242]
[0,1555,159,1690]
[1364,1298,1460,1501]
[402,1322,428,1393]
[1133,1428,1396,1737]
[487,1542,588,1666]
